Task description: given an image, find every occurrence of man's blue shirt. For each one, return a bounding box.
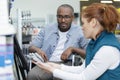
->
[30,23,88,59]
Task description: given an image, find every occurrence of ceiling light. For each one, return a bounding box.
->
[80,0,89,1]
[113,0,120,1]
[101,0,113,3]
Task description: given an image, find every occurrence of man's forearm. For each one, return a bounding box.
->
[29,46,40,53]
[72,47,86,59]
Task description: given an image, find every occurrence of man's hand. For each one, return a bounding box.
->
[61,47,73,61]
[37,50,48,62]
[29,46,48,62]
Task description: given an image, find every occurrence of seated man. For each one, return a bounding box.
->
[27,4,88,80]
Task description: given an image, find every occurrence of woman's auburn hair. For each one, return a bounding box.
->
[81,3,120,32]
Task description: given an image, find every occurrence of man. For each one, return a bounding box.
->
[27,4,88,80]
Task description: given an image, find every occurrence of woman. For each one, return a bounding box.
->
[33,3,120,80]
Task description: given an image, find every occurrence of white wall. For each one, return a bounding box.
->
[10,0,80,19]
[10,0,81,48]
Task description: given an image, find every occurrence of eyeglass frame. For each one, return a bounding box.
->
[56,15,73,20]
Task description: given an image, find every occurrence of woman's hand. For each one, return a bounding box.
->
[32,61,61,73]
[47,62,61,69]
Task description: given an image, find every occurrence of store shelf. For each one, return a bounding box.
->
[12,18,46,28]
[0,24,15,35]
[115,35,120,42]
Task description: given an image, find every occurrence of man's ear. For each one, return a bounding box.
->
[90,18,97,28]
[72,15,75,20]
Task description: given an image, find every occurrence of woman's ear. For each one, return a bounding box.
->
[90,18,97,28]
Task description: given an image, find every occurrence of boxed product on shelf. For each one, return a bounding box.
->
[0,35,14,80]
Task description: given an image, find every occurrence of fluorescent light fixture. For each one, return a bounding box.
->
[101,0,113,3]
[113,0,120,1]
[80,0,89,1]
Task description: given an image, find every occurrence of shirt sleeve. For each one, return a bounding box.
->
[53,46,120,80]
[60,62,85,73]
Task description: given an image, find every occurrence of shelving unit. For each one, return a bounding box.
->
[115,35,120,42]
[0,0,16,79]
[12,18,46,28]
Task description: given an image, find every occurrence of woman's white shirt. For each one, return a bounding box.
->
[53,46,120,80]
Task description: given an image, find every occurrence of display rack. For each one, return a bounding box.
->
[11,9,46,48]
[0,0,16,79]
[116,35,120,42]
